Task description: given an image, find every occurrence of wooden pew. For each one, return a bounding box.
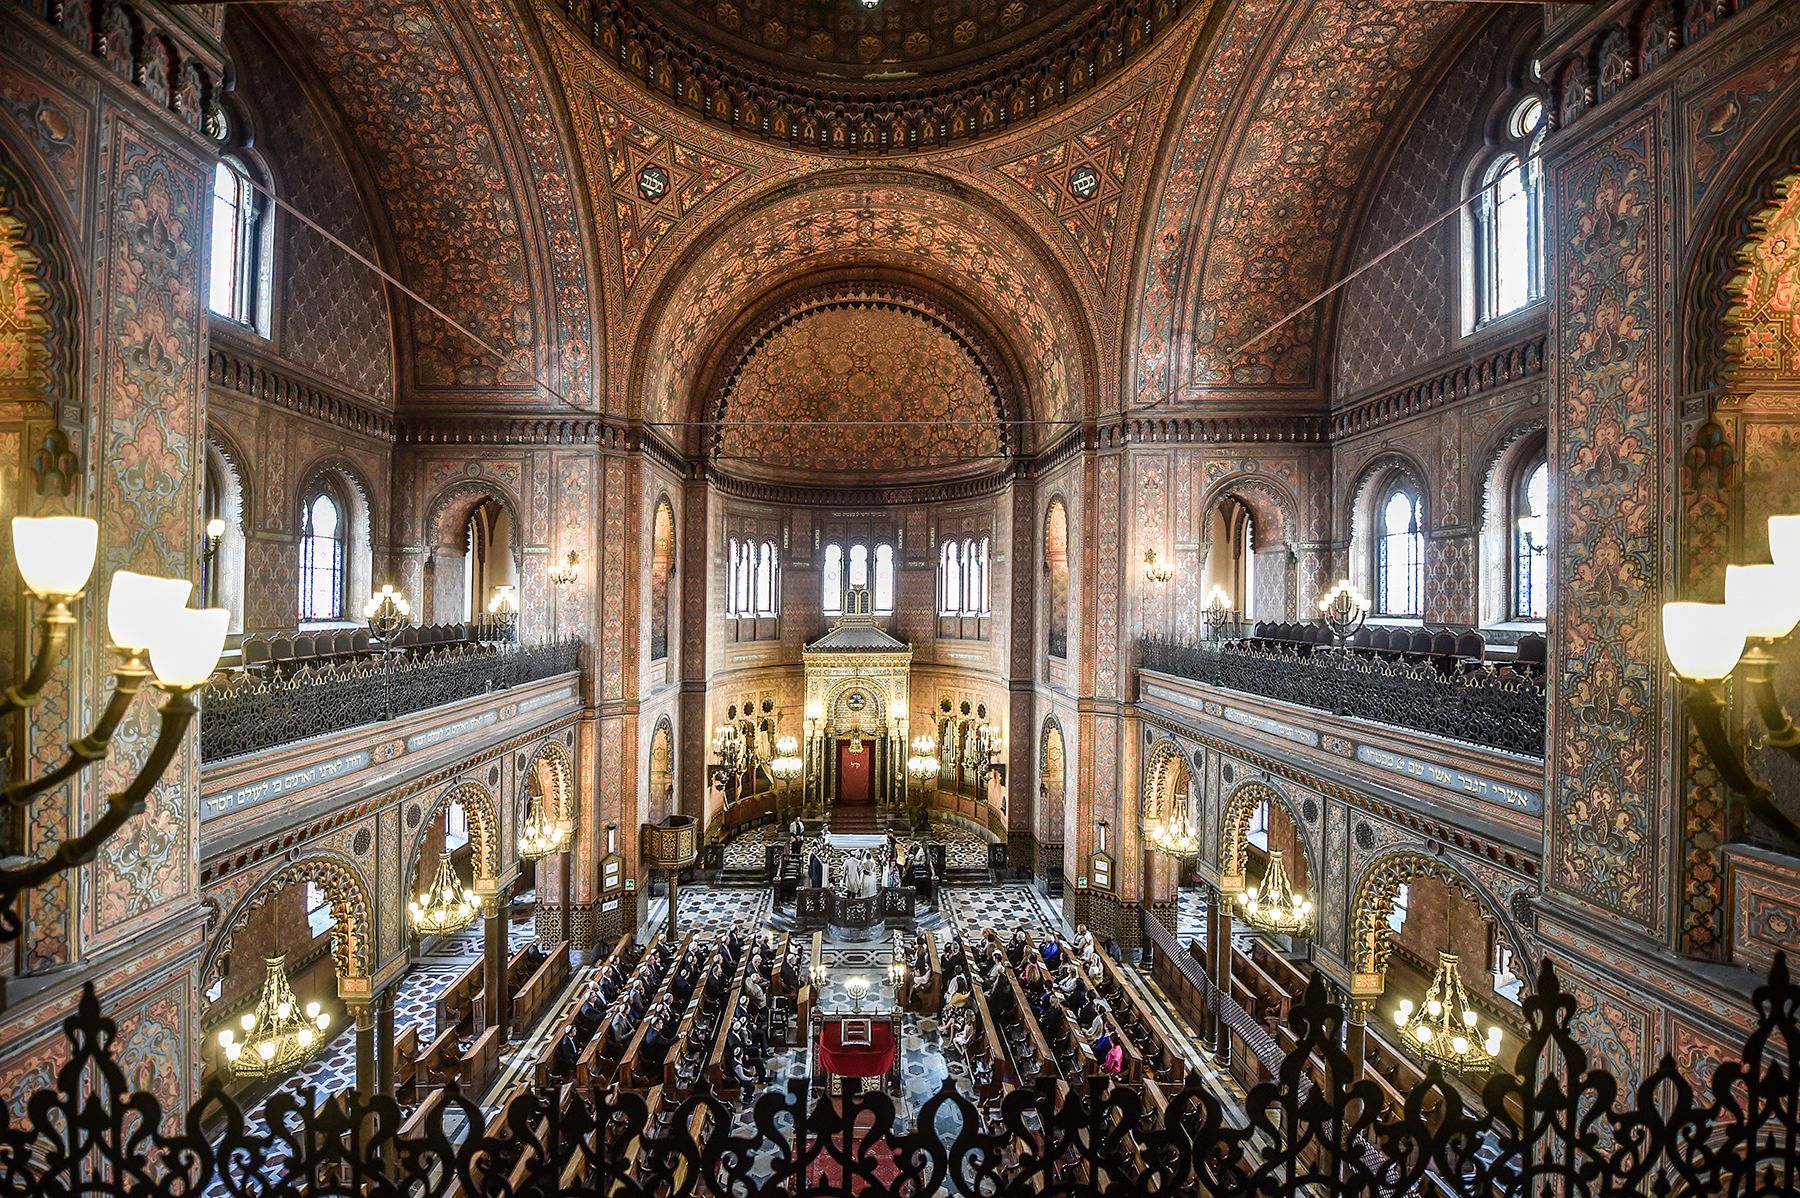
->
[513,939,572,1033]
[419,1024,464,1090]
[534,934,640,1090]
[999,969,1060,1084]
[394,1024,420,1099]
[618,932,696,1088]
[459,1025,501,1095]
[1095,950,1187,1085]
[966,980,1014,1097]
[435,957,485,1034]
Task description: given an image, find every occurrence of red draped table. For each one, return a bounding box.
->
[817,1019,897,1078]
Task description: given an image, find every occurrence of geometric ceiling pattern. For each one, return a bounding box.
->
[711,303,1009,485]
[261,0,1502,476]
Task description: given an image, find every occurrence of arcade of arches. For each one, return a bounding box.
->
[0,0,1795,1161]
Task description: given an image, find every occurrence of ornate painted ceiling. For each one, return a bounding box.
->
[254,0,1492,477]
[710,300,1010,484]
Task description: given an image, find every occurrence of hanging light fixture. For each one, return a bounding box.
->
[1393,950,1503,1075]
[1236,848,1314,936]
[770,734,804,783]
[1146,805,1200,857]
[517,793,565,860]
[216,954,331,1078]
[410,855,479,936]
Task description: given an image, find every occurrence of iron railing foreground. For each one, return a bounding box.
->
[198,639,582,762]
[1138,635,1547,758]
[1,955,1791,1197]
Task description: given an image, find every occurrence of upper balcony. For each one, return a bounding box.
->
[200,638,582,764]
[1137,634,1545,760]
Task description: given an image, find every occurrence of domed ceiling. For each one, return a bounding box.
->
[577,0,1194,152]
[709,300,1011,485]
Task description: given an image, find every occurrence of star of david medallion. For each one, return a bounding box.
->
[637,164,671,203]
[1068,165,1101,201]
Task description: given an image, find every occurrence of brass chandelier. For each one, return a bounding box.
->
[1393,950,1503,1075]
[216,954,331,1077]
[517,793,565,860]
[770,734,804,784]
[410,855,479,935]
[1236,848,1314,935]
[1146,806,1200,857]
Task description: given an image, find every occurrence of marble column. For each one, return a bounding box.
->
[376,986,397,1100]
[352,1002,376,1102]
[1206,887,1232,1067]
[484,900,509,1041]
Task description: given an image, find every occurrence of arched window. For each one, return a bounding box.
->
[208,157,269,333]
[1046,498,1070,658]
[849,544,869,589]
[1468,97,1545,328]
[940,541,962,614]
[971,538,990,615]
[822,543,844,614]
[298,490,346,621]
[1375,487,1424,617]
[201,455,225,610]
[1513,458,1549,621]
[873,543,895,613]
[650,500,675,660]
[756,541,777,615]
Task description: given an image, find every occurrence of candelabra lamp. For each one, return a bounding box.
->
[216,954,331,1077]
[1142,548,1176,585]
[973,723,1004,793]
[0,516,229,941]
[485,584,520,642]
[1661,514,1800,849]
[517,793,566,860]
[713,722,761,807]
[410,855,478,936]
[1235,849,1314,936]
[1203,585,1234,640]
[363,584,412,647]
[549,549,581,587]
[846,977,870,1014]
[1393,951,1503,1075]
[1317,579,1372,644]
[906,733,940,818]
[888,934,908,996]
[770,733,803,820]
[1146,805,1200,858]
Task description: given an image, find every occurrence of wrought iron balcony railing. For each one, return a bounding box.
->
[1138,636,1546,758]
[199,639,581,762]
[2,953,1792,1197]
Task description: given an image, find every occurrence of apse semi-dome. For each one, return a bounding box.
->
[562,0,1194,153]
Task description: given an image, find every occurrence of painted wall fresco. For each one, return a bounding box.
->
[1548,114,1667,932]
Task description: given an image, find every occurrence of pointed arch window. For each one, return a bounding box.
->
[1375,486,1424,618]
[298,490,345,621]
[940,541,963,614]
[1513,458,1549,620]
[305,881,336,939]
[755,541,777,615]
[822,540,894,614]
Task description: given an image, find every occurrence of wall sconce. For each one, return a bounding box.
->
[606,823,619,855]
[1096,819,1109,853]
[550,550,580,586]
[1661,514,1800,848]
[1142,547,1175,585]
[1,517,228,929]
[201,517,226,565]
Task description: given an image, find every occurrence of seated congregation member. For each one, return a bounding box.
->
[553,1029,581,1077]
[942,970,970,1011]
[732,1044,761,1091]
[743,968,768,1012]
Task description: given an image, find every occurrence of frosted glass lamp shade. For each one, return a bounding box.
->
[1661,602,1745,681]
[107,571,195,653]
[12,516,99,598]
[1725,563,1800,641]
[1769,515,1800,571]
[149,607,230,687]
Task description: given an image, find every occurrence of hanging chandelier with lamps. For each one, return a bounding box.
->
[1146,805,1200,857]
[907,734,941,785]
[410,855,479,936]
[1236,848,1314,936]
[1393,950,1503,1075]
[216,954,331,1078]
[770,734,804,784]
[517,793,565,860]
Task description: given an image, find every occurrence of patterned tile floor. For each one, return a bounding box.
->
[941,884,1065,941]
[722,821,992,871]
[1178,887,1208,943]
